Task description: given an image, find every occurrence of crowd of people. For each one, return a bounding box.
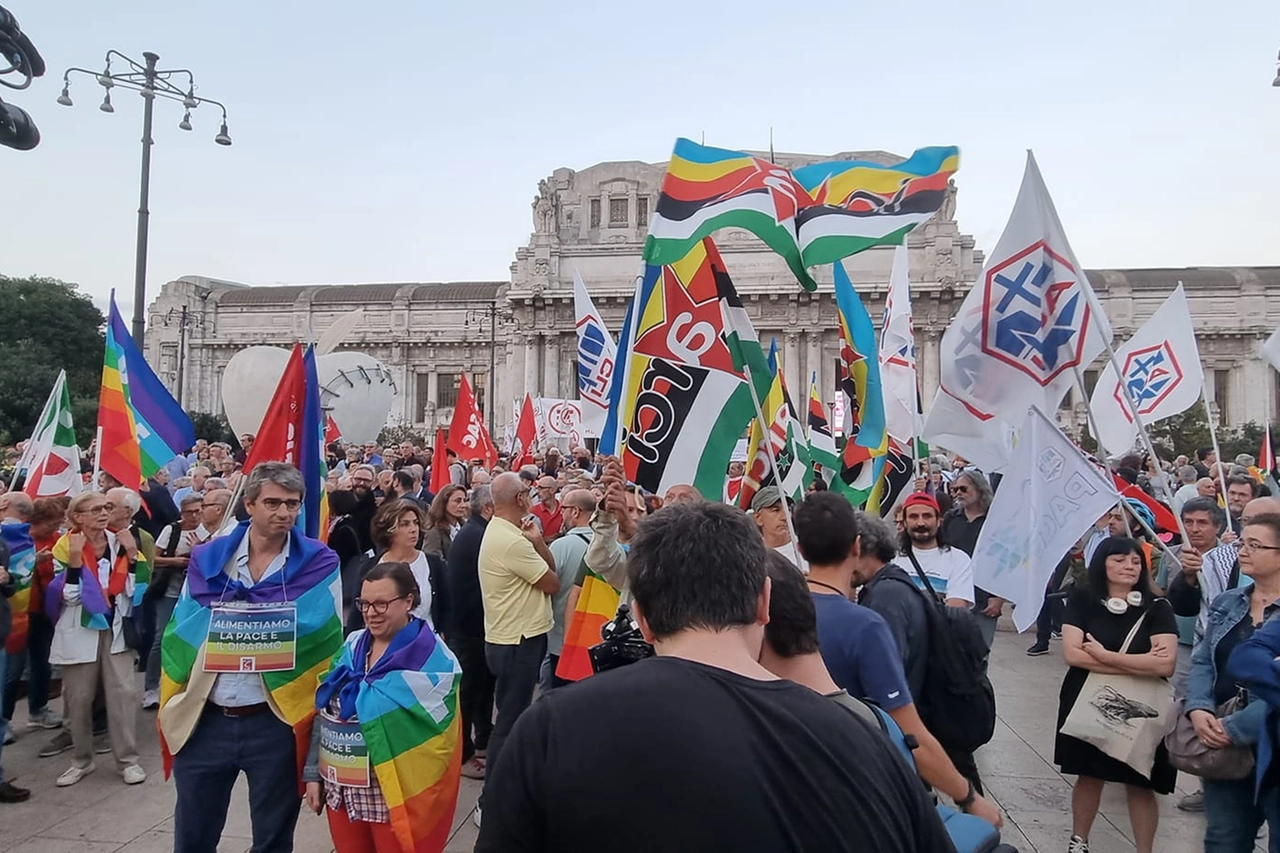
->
[0,433,1279,852]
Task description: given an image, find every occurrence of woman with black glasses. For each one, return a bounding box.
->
[304,562,462,852]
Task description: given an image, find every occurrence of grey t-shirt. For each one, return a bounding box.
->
[857,563,930,701]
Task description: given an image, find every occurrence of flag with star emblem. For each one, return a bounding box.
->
[1088,284,1202,456]
[645,138,960,291]
[738,341,811,509]
[616,238,760,498]
[16,370,83,497]
[923,151,1112,469]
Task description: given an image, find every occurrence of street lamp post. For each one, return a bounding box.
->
[159,304,200,405]
[57,50,231,347]
[465,300,504,439]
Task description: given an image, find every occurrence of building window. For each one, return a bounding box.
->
[472,372,487,414]
[1082,369,1099,398]
[636,196,649,226]
[415,373,431,422]
[437,372,460,409]
[609,197,628,225]
[1214,369,1231,426]
[589,198,601,228]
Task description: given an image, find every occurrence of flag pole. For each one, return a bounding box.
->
[90,425,103,491]
[742,359,803,567]
[1203,393,1231,510]
[1071,366,1134,538]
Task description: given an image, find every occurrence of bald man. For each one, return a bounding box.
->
[476,472,560,825]
[545,489,598,689]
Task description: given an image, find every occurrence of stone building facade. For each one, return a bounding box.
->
[145,151,1280,445]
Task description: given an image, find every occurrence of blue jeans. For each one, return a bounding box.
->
[144,595,178,692]
[1204,776,1265,852]
[173,708,301,853]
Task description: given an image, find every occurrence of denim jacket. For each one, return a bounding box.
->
[1184,586,1268,746]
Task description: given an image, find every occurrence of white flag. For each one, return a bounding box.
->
[971,407,1120,632]
[924,151,1112,469]
[1089,284,1203,456]
[572,271,617,435]
[879,244,918,443]
[18,370,83,498]
[1261,325,1280,374]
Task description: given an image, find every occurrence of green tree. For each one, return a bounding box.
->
[0,274,105,446]
[187,412,236,446]
[377,424,430,450]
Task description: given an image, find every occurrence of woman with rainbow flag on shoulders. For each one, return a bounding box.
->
[47,489,145,788]
[304,561,462,853]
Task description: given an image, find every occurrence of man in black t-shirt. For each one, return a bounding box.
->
[475,501,952,853]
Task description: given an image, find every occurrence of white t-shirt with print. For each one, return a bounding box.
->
[900,546,975,605]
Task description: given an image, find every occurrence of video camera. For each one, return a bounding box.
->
[0,5,45,151]
[588,604,655,674]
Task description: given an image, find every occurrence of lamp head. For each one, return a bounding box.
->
[214,120,231,146]
[99,91,113,113]
[56,85,72,107]
[178,111,192,131]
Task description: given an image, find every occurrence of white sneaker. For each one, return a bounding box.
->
[1068,835,1090,853]
[27,708,63,729]
[141,690,160,710]
[473,806,482,829]
[56,763,96,787]
[122,764,147,785]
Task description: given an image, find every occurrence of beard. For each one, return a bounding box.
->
[908,527,937,545]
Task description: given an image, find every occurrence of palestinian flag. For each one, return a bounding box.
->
[738,341,811,508]
[18,370,82,497]
[644,138,960,292]
[806,372,839,483]
[618,238,762,499]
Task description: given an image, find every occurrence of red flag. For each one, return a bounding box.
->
[430,427,450,494]
[1260,428,1276,474]
[1113,474,1179,534]
[447,373,496,467]
[244,344,307,472]
[513,393,536,469]
[324,414,342,446]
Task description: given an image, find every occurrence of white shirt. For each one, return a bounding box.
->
[208,532,290,708]
[407,551,434,627]
[1172,483,1201,515]
[901,546,975,605]
[774,543,809,574]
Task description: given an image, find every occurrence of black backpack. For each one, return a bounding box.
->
[888,550,997,753]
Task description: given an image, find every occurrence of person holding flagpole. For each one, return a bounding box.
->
[158,461,342,853]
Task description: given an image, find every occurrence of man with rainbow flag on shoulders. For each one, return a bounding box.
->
[158,461,342,853]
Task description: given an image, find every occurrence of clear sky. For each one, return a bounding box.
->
[2,1,1278,321]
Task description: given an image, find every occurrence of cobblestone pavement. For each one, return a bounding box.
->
[0,629,1251,852]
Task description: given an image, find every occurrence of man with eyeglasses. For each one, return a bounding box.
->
[328,465,379,619]
[941,470,1003,649]
[159,462,342,853]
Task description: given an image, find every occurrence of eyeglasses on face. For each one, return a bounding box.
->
[257,497,302,512]
[83,504,112,515]
[354,596,405,614]
[1240,540,1280,554]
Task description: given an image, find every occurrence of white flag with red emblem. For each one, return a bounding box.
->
[923,151,1112,469]
[1088,284,1203,456]
[18,370,83,498]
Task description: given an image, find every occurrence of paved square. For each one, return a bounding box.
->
[0,629,1251,852]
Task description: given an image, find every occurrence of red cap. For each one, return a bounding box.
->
[902,492,940,513]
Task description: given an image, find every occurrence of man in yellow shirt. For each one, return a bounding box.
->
[476,471,559,826]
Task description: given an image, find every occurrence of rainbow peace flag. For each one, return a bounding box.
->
[98,295,194,487]
[555,570,621,683]
[316,621,461,852]
[158,521,342,778]
[1,522,35,653]
[644,138,959,291]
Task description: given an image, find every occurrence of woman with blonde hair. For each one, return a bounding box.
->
[48,490,145,787]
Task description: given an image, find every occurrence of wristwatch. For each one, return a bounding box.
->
[957,779,977,812]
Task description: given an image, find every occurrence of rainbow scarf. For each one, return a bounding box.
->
[47,532,129,631]
[158,520,341,779]
[1,522,35,654]
[316,621,461,852]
